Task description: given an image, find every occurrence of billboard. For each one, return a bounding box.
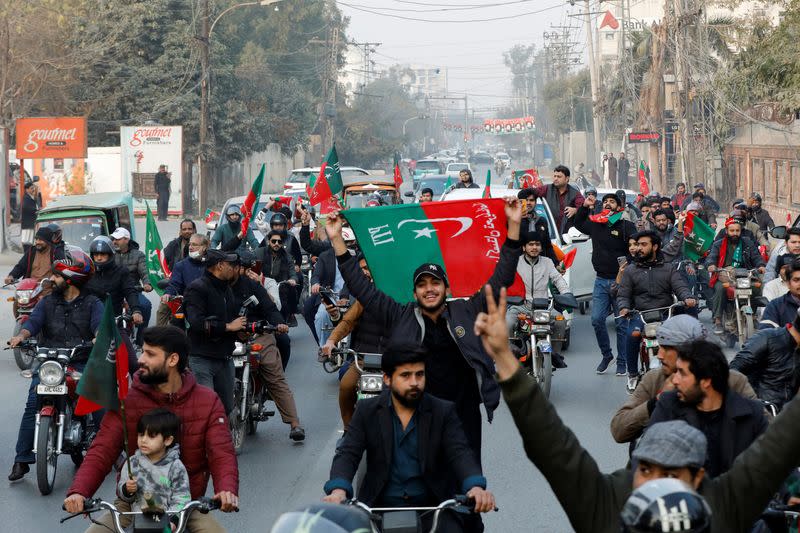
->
[120,126,183,214]
[15,117,88,159]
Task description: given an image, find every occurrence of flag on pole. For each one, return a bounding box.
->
[241,164,265,236]
[75,297,131,415]
[444,175,453,191]
[638,161,650,196]
[393,156,403,189]
[482,169,492,198]
[682,211,715,261]
[309,145,344,206]
[203,208,219,225]
[787,212,792,225]
[343,199,524,303]
[145,204,170,295]
[512,168,541,189]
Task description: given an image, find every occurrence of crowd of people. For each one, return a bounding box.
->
[3,165,800,533]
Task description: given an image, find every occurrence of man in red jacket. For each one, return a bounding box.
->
[63,326,239,532]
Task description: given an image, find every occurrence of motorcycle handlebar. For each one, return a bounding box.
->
[244,321,277,335]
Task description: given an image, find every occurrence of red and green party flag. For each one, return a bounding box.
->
[203,208,219,225]
[482,169,492,198]
[75,297,130,415]
[309,145,343,206]
[393,156,403,189]
[145,204,169,294]
[589,209,624,226]
[682,211,715,261]
[638,161,650,196]
[562,248,578,270]
[343,198,524,303]
[512,168,541,189]
[241,164,265,236]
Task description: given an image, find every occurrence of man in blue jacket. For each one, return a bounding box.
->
[324,199,522,460]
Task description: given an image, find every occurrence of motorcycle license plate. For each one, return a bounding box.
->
[233,356,246,368]
[736,289,752,296]
[644,339,658,348]
[37,384,66,395]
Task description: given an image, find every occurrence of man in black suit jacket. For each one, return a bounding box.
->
[323,345,495,532]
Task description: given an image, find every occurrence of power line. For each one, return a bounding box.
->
[337,1,565,23]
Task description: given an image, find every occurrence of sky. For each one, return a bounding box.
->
[338,0,588,114]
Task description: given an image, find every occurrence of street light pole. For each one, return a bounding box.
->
[197,0,282,216]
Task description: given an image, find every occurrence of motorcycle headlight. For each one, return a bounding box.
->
[643,323,659,338]
[15,289,32,305]
[533,310,551,324]
[736,278,751,289]
[39,361,65,386]
[359,374,383,392]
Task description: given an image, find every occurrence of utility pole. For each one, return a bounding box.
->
[673,0,694,183]
[198,0,211,215]
[321,25,340,154]
[584,0,603,168]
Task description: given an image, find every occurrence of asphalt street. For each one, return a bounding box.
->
[0,214,659,532]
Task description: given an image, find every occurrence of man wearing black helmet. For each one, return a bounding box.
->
[211,205,259,252]
[85,236,143,323]
[748,192,774,239]
[264,211,302,268]
[5,226,65,285]
[8,248,104,481]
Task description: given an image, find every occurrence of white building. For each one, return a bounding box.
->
[396,65,448,98]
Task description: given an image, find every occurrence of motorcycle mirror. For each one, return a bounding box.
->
[770,225,788,240]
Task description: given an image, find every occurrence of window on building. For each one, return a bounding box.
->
[752,158,764,197]
[764,159,776,202]
[791,162,800,205]
[777,161,789,202]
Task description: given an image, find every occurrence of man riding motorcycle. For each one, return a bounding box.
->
[212,205,259,252]
[111,227,152,346]
[85,236,143,325]
[505,229,570,367]
[748,193,774,239]
[255,230,302,325]
[617,230,696,392]
[5,225,65,285]
[8,248,103,481]
[706,218,765,335]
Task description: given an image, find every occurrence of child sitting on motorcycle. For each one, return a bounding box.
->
[119,408,190,524]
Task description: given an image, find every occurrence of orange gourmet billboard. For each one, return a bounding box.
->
[15,117,88,159]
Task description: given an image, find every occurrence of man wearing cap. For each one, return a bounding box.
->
[111,227,152,346]
[474,285,800,533]
[5,226,65,285]
[707,218,765,334]
[611,315,756,443]
[681,184,720,225]
[649,339,767,478]
[324,199,523,459]
[575,191,637,375]
[517,165,584,234]
[713,202,766,246]
[183,249,246,414]
[211,205,259,252]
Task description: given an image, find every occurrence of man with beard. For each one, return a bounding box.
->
[574,192,637,376]
[5,225,65,284]
[649,339,767,478]
[256,229,302,325]
[183,249,245,414]
[63,326,239,530]
[651,209,676,247]
[325,200,523,460]
[611,315,756,444]
[748,192,774,239]
[211,205,259,252]
[760,258,800,330]
[517,165,585,234]
[163,219,196,271]
[617,231,695,393]
[455,168,480,189]
[323,345,495,533]
[8,248,103,481]
[706,219,765,334]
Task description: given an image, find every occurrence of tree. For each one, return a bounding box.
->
[542,69,593,134]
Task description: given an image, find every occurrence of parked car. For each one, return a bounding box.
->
[440,186,594,307]
[468,152,494,166]
[283,166,369,194]
[495,152,511,165]
[413,159,445,184]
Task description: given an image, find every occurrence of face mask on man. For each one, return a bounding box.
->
[189,250,202,260]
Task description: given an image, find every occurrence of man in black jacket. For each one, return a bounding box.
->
[85,236,143,322]
[517,165,584,234]
[163,219,196,271]
[324,199,522,459]
[649,339,767,478]
[20,181,38,252]
[183,249,245,414]
[230,251,304,441]
[731,309,800,410]
[617,230,695,392]
[154,164,170,221]
[256,230,302,323]
[574,192,637,376]
[323,345,494,531]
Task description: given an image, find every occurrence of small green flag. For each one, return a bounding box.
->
[482,169,492,198]
[682,212,715,261]
[444,175,452,191]
[145,203,169,295]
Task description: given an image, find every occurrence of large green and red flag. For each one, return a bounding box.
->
[241,164,265,236]
[75,297,130,415]
[512,168,541,189]
[482,169,492,198]
[393,156,403,189]
[638,160,650,196]
[145,204,169,295]
[344,198,524,303]
[682,211,715,261]
[589,209,624,226]
[309,145,343,206]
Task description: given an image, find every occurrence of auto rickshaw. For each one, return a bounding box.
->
[35,192,136,252]
[342,177,401,209]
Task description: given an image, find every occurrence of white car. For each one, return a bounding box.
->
[441,186,595,309]
[445,162,472,178]
[495,152,511,165]
[283,166,369,193]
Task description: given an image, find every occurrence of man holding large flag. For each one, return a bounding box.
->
[517,165,584,235]
[324,198,524,461]
[64,326,240,529]
[8,248,103,482]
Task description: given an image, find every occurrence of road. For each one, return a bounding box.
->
[0,216,638,532]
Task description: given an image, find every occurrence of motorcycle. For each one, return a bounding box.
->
[8,277,48,370]
[156,278,185,329]
[299,252,313,306]
[625,303,683,390]
[329,348,383,400]
[27,341,95,495]
[61,496,224,533]
[676,260,711,312]
[716,267,766,348]
[508,293,577,399]
[229,295,278,454]
[348,495,492,533]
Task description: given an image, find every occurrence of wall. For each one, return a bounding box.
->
[0,128,8,251]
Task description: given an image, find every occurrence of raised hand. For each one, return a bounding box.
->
[324,212,344,241]
[474,285,519,380]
